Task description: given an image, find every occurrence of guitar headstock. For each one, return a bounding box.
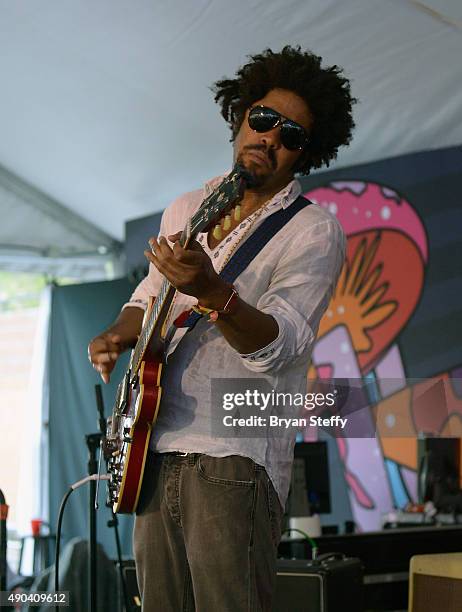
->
[187,165,251,239]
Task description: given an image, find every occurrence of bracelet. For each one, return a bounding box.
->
[192,285,239,322]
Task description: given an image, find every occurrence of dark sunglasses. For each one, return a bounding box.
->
[247,105,309,151]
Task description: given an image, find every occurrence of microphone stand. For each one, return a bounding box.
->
[85,432,101,612]
[0,489,7,593]
[94,385,130,612]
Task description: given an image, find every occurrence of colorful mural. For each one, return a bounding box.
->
[303,180,462,531]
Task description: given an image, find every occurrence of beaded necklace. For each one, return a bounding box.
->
[198,201,269,272]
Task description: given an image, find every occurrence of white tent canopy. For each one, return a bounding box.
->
[1,0,461,277]
[0,165,120,278]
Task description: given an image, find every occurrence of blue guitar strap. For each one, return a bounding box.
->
[173,195,311,331]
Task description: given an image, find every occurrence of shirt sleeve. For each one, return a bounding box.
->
[239,218,346,373]
[121,207,169,311]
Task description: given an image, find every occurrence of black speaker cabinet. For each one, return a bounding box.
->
[417,437,461,509]
[117,555,363,611]
[272,554,364,612]
[116,560,141,612]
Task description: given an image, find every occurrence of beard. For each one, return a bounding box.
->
[236,161,266,189]
[235,149,276,189]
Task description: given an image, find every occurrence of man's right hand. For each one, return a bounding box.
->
[87,306,145,383]
[88,332,124,384]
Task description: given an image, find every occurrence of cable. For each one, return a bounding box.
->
[282,527,318,560]
[54,475,110,612]
[54,487,73,612]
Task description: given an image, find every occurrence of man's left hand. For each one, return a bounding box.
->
[144,231,229,305]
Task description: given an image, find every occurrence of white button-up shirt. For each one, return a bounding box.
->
[124,173,345,506]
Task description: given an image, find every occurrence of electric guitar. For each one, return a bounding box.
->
[104,166,249,513]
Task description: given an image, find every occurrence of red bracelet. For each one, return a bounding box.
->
[193,286,239,322]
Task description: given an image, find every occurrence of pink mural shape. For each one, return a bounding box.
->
[310,182,428,261]
[304,180,430,530]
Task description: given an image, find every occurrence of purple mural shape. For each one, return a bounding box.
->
[312,325,393,531]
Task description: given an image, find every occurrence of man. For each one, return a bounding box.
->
[88,46,356,611]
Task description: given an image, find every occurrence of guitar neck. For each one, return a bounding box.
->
[127,165,248,379]
[129,229,192,378]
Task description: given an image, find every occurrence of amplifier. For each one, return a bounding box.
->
[272,553,364,612]
[117,555,363,611]
[409,553,462,612]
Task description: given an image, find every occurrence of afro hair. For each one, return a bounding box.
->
[213,46,357,174]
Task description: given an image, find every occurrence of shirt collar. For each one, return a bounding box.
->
[204,172,301,210]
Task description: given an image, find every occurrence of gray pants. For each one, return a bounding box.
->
[133,451,284,612]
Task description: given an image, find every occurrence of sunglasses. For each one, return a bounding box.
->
[247,105,309,151]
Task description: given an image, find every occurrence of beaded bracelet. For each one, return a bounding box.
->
[192,286,239,322]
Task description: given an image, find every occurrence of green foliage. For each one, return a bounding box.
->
[0,271,48,310]
[0,272,79,310]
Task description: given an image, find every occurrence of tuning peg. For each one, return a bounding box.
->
[223,215,231,230]
[213,224,222,240]
[233,205,241,221]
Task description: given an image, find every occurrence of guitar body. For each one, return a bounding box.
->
[106,297,165,513]
[112,359,163,513]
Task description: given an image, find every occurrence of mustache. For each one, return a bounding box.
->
[243,145,277,169]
